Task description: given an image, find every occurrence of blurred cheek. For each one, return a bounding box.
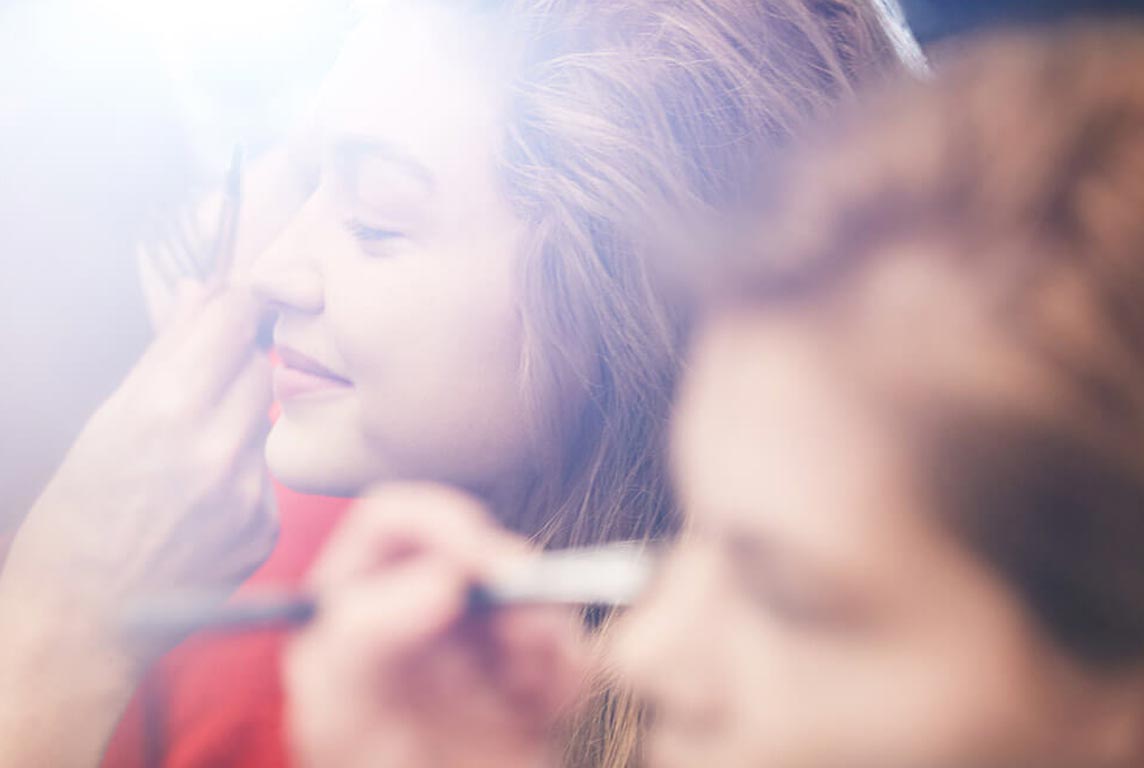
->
[851,618,1070,765]
[716,589,1075,768]
[613,547,735,733]
[612,547,692,680]
[611,596,670,696]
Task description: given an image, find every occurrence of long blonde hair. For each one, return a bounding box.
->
[491,0,904,550]
[421,1,906,765]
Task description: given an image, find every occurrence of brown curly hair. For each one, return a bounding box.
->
[700,21,1144,670]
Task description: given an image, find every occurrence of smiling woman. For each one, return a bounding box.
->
[251,0,905,764]
[250,0,905,545]
[252,4,537,499]
[279,19,1144,768]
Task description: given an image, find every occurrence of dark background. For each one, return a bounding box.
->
[900,0,1144,44]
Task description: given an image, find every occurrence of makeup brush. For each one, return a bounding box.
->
[121,542,656,641]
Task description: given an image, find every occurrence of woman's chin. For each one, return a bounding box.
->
[264,419,372,497]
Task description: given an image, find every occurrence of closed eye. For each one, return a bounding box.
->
[724,528,873,633]
[345,218,404,242]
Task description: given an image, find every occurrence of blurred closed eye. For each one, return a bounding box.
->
[345,218,406,257]
[727,534,873,634]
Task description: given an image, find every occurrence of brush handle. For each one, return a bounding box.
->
[120,543,655,641]
[121,592,317,640]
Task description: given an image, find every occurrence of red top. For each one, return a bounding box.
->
[103,483,351,768]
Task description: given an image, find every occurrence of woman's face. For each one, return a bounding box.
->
[616,306,1135,768]
[251,4,536,497]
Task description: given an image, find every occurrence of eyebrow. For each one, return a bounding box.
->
[721,517,857,598]
[717,515,809,575]
[331,136,436,192]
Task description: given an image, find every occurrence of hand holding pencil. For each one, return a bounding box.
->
[286,485,591,768]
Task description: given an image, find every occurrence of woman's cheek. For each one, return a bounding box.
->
[322,256,529,480]
[327,253,510,371]
[323,261,411,374]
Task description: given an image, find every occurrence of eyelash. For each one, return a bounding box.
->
[345,219,404,245]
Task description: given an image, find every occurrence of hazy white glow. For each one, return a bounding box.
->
[105,0,334,62]
[41,0,354,170]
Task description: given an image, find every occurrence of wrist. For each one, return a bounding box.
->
[0,590,139,691]
[0,593,140,768]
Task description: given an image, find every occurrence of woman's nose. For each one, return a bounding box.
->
[248,199,325,315]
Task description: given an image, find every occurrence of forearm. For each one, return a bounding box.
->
[0,584,140,768]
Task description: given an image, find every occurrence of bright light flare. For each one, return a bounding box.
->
[105,0,342,64]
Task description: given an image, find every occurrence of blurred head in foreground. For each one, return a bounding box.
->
[618,23,1144,768]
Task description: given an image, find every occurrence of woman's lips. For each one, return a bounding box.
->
[273,365,352,402]
[273,346,352,402]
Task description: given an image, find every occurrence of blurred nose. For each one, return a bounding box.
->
[612,541,725,728]
[248,196,325,315]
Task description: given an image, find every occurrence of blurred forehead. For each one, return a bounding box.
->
[671,239,1064,572]
[672,306,940,572]
[677,311,863,519]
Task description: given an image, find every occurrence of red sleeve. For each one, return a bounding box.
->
[102,484,350,768]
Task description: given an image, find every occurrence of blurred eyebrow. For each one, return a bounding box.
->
[720,517,811,576]
[331,137,435,191]
[722,519,853,597]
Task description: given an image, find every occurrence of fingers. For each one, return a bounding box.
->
[290,562,581,737]
[205,355,277,582]
[287,494,587,768]
[229,142,319,285]
[137,246,180,333]
[312,558,471,670]
[287,556,474,735]
[217,468,279,585]
[490,607,589,720]
[173,288,268,403]
[137,278,213,352]
[134,283,264,408]
[173,351,270,505]
[309,484,528,594]
[208,352,273,453]
[307,487,586,715]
